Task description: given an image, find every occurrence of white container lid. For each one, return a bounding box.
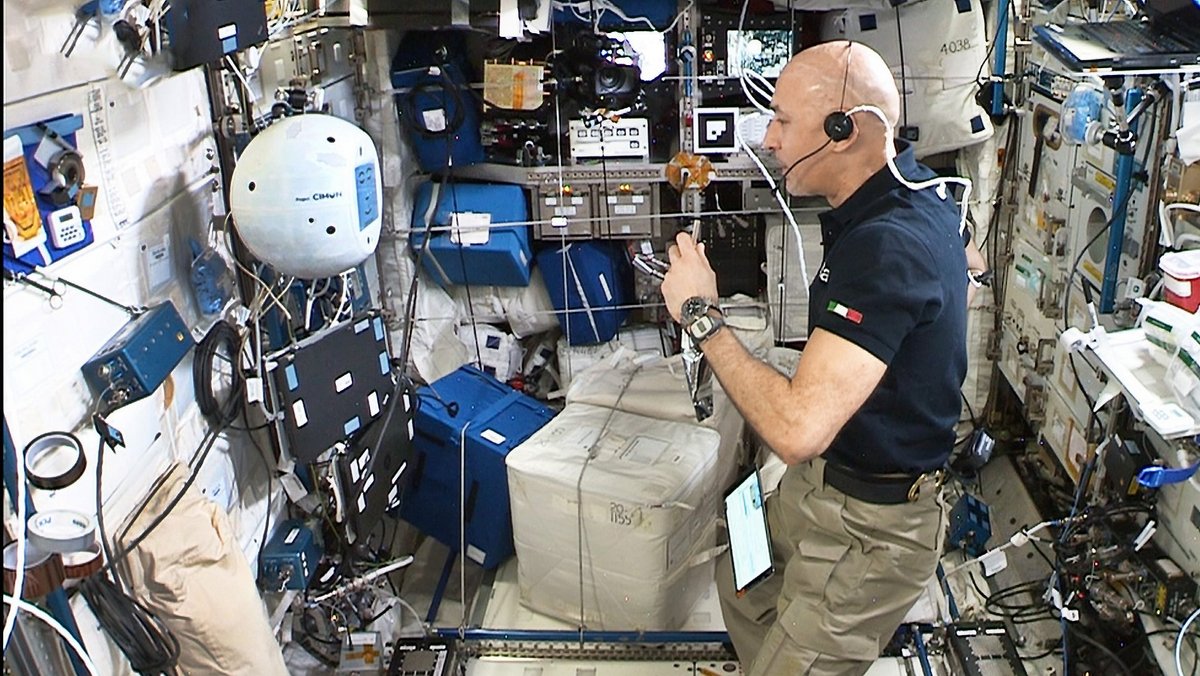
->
[1159,250,1200,281]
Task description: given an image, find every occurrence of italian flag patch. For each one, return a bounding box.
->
[827,300,863,324]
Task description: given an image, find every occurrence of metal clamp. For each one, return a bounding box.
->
[906,469,947,502]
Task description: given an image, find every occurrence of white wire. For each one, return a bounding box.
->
[846,103,974,236]
[735,124,811,289]
[1177,607,1200,676]
[2,435,27,650]
[224,55,257,105]
[307,556,416,604]
[552,0,656,30]
[744,70,777,98]
[736,0,775,115]
[2,595,99,675]
[660,0,693,35]
[741,73,776,110]
[394,595,428,636]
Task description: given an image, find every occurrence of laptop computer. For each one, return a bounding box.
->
[1032,0,1200,71]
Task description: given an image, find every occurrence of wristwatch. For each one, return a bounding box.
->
[680,296,725,344]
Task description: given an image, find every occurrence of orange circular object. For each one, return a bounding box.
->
[666,152,714,192]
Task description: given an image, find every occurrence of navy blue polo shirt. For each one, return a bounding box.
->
[808,141,967,474]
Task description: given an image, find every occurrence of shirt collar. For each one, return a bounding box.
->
[817,140,919,248]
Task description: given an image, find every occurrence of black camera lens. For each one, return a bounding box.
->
[598,67,620,88]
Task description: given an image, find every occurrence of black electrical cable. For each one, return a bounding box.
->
[1065,623,1136,676]
[1019,644,1063,661]
[97,425,224,579]
[979,129,1008,252]
[894,7,909,134]
[444,134,485,371]
[973,0,1018,89]
[1059,95,1160,414]
[242,406,276,580]
[399,71,467,140]
[94,433,125,595]
[193,320,244,428]
[398,73,468,370]
[960,389,978,425]
[79,574,182,675]
[1054,450,1100,674]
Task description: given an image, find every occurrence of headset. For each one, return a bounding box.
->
[788,41,973,235]
[735,40,974,298]
[779,43,856,181]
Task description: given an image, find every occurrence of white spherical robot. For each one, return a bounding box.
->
[230,114,383,279]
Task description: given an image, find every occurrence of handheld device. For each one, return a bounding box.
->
[724,468,774,597]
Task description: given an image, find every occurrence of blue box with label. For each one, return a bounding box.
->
[536,240,631,345]
[401,365,554,569]
[391,30,484,173]
[410,182,532,287]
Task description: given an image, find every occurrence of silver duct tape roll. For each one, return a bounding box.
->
[27,509,97,554]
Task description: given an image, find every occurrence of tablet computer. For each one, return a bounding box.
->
[724,468,774,597]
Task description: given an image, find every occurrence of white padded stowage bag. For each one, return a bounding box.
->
[507,404,726,630]
[821,0,994,158]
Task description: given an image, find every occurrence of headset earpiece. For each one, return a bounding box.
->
[824,111,854,142]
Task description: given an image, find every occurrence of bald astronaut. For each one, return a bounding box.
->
[661,41,986,676]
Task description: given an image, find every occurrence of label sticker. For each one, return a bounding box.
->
[292,400,308,427]
[466,545,486,564]
[422,109,447,133]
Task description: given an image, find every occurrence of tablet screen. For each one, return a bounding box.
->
[724,469,773,596]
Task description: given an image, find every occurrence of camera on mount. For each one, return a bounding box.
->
[553,33,643,112]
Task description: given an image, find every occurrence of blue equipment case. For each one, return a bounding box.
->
[81,301,194,412]
[949,493,992,557]
[410,182,533,287]
[259,519,321,591]
[391,31,484,173]
[401,365,554,569]
[536,240,631,345]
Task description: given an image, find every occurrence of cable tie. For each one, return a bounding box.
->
[1136,461,1199,489]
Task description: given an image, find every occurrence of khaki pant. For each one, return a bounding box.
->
[717,457,947,676]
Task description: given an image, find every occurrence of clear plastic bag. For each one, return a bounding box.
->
[189,237,233,316]
[1061,82,1105,145]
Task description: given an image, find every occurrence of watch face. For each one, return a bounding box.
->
[682,297,709,322]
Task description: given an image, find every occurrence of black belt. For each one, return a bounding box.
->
[823,462,946,505]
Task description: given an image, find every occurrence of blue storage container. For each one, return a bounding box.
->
[401,365,555,569]
[536,241,631,345]
[391,31,484,173]
[410,182,533,287]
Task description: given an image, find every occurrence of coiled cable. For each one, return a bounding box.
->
[193,320,244,428]
[78,574,181,675]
